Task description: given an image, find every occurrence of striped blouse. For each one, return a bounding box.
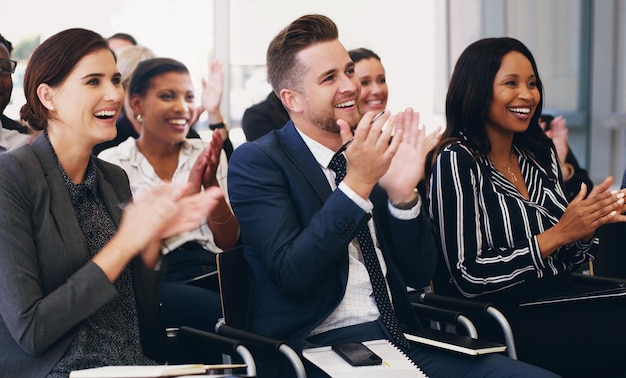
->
[428,141,597,298]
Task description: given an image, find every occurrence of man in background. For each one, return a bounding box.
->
[0,34,29,135]
[0,33,31,152]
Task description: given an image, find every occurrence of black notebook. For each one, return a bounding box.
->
[404,329,507,356]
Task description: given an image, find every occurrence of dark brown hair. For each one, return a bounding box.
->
[266,14,338,95]
[20,28,112,131]
[348,48,381,64]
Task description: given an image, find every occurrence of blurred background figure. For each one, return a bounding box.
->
[349,47,388,114]
[92,45,205,156]
[539,114,593,200]
[0,33,29,135]
[107,32,137,52]
[93,45,157,155]
[240,90,289,142]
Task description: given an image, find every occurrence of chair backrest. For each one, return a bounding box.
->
[216,245,308,377]
[216,245,249,329]
[593,223,626,279]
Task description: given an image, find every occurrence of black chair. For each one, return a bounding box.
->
[216,245,511,376]
[215,245,307,378]
[421,252,626,377]
[417,290,518,359]
[592,222,626,279]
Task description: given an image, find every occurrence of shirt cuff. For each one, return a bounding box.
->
[337,181,373,212]
[387,196,421,220]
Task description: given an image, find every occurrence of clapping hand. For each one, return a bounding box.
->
[336,110,396,199]
[187,131,224,193]
[379,108,442,204]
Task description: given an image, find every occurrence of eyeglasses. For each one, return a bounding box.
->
[0,59,17,75]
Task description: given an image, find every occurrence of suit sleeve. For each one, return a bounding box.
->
[370,187,437,289]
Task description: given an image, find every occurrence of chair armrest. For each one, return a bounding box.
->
[412,302,468,324]
[411,302,478,338]
[175,326,256,376]
[216,324,306,378]
[217,324,284,352]
[419,293,518,359]
[572,272,626,286]
[419,292,493,313]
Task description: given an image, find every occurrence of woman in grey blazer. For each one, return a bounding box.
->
[0,28,220,377]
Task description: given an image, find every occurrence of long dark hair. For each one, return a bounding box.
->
[427,37,553,178]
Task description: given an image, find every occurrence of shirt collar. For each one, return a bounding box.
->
[294,127,337,170]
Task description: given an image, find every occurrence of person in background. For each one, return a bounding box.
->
[107,32,137,52]
[539,114,593,200]
[98,57,238,340]
[228,14,556,378]
[427,36,626,376]
[0,33,30,136]
[0,28,218,377]
[0,42,31,151]
[92,45,157,155]
[241,90,290,142]
[92,45,214,156]
[348,48,388,114]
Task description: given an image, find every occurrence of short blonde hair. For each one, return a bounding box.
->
[115,45,156,89]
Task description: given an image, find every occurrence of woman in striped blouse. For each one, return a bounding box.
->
[428,37,626,301]
[427,37,626,376]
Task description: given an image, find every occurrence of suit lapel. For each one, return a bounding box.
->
[278,122,333,202]
[31,134,87,254]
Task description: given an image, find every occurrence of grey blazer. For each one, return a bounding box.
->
[0,133,165,377]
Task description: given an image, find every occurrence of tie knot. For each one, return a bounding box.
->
[329,152,347,186]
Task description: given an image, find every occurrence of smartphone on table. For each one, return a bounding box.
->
[332,342,383,366]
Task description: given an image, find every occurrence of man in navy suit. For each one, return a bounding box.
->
[227,14,557,378]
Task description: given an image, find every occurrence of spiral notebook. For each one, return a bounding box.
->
[303,339,427,377]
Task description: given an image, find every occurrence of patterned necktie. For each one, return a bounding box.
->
[328,152,410,349]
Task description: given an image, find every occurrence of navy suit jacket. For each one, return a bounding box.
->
[228,121,437,353]
[0,134,166,376]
